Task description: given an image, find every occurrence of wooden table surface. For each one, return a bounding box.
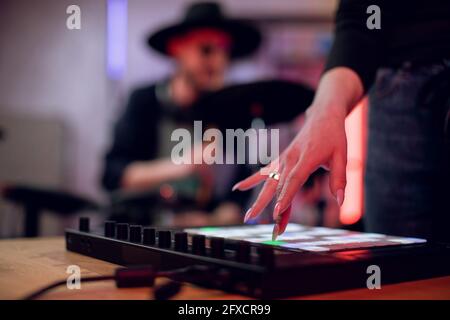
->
[0,237,449,300]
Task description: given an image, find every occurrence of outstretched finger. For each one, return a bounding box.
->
[276,158,316,213]
[243,176,279,222]
[329,149,347,206]
[231,170,266,191]
[277,204,292,236]
[232,154,285,191]
[275,154,298,219]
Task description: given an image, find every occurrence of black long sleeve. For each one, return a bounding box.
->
[101,86,160,191]
[325,0,387,92]
[325,0,450,92]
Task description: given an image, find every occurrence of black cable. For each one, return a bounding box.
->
[154,280,183,300]
[22,265,215,300]
[23,275,114,300]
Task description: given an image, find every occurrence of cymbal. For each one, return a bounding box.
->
[193,79,314,129]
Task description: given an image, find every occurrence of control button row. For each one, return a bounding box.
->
[97,220,273,265]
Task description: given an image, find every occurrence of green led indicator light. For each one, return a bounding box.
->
[261,240,286,246]
[199,227,220,232]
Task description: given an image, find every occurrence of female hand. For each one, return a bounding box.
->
[232,68,363,238]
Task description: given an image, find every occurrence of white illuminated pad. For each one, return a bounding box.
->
[184,224,427,252]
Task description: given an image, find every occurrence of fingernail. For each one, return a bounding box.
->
[336,189,344,207]
[243,208,252,223]
[272,202,281,220]
[272,224,279,241]
[232,182,241,192]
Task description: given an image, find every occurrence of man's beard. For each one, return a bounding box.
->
[185,69,223,94]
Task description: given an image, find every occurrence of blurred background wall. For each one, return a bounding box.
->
[0,0,108,197]
[0,0,338,236]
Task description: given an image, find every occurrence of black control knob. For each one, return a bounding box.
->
[174,232,188,252]
[157,230,172,248]
[104,221,116,238]
[129,225,142,243]
[143,228,156,245]
[210,237,225,258]
[236,241,251,263]
[79,217,90,232]
[191,234,206,255]
[116,223,129,240]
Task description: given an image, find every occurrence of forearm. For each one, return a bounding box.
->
[121,158,193,190]
[309,67,364,117]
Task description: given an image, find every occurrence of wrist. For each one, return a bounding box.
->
[307,101,348,121]
[310,67,364,118]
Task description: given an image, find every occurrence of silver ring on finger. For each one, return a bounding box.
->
[268,171,280,181]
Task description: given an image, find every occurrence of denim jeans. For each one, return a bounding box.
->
[365,61,450,240]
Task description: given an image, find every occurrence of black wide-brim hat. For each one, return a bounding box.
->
[148,2,262,59]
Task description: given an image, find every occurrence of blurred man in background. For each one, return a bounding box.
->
[102,2,261,226]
